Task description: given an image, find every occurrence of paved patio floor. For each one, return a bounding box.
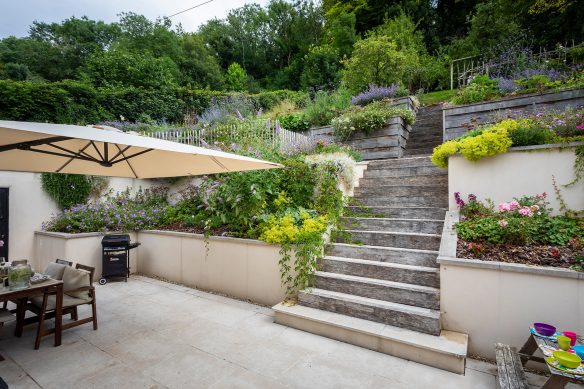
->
[0,276,578,388]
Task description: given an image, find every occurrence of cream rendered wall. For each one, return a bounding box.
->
[449,145,584,215]
[0,172,59,262]
[137,231,287,306]
[439,259,584,360]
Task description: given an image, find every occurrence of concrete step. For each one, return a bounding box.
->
[337,230,441,250]
[273,302,468,374]
[366,156,434,169]
[350,195,448,208]
[341,217,444,234]
[344,206,446,220]
[328,243,438,268]
[299,288,440,334]
[363,165,446,178]
[314,271,440,309]
[321,256,439,287]
[357,174,447,186]
[353,185,447,197]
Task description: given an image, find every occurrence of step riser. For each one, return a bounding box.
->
[342,218,444,234]
[363,166,445,178]
[328,245,438,268]
[321,258,439,288]
[298,292,441,335]
[351,197,448,208]
[358,176,448,187]
[366,159,435,169]
[354,186,447,197]
[345,206,446,220]
[404,149,435,156]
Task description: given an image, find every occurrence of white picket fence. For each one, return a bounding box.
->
[143,120,317,155]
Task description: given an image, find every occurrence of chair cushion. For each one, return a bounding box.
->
[43,263,67,280]
[31,294,91,310]
[62,266,91,300]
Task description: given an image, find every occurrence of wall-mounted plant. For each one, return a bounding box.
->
[41,173,109,209]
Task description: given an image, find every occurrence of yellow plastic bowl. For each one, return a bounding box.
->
[553,350,582,369]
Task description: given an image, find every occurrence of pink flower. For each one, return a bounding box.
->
[509,201,520,210]
[498,202,512,212]
[498,220,508,228]
[576,124,584,130]
[518,207,533,217]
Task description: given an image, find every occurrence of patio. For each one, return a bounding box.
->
[0,276,572,389]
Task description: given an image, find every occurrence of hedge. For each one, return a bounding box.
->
[0,80,309,124]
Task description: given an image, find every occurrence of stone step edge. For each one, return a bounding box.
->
[272,303,468,374]
[343,230,441,238]
[330,242,439,255]
[366,156,431,163]
[342,217,445,223]
[324,255,439,274]
[315,271,440,295]
[345,206,447,210]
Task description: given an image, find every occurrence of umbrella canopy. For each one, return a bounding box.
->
[0,121,281,178]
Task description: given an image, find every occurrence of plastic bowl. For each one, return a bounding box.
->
[553,350,582,369]
[573,345,584,359]
[534,322,556,337]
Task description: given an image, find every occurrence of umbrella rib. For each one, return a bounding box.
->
[90,141,104,161]
[47,143,100,163]
[108,145,132,164]
[55,141,93,173]
[210,156,228,171]
[110,148,153,165]
[113,144,139,178]
[0,136,71,153]
[25,147,97,163]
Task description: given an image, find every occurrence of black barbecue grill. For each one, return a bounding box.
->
[99,234,140,285]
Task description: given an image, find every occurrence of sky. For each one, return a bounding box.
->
[0,0,271,38]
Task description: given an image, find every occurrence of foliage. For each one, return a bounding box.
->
[431,140,459,169]
[419,89,456,105]
[225,63,248,92]
[302,87,352,127]
[457,125,513,162]
[455,192,583,246]
[451,76,499,105]
[351,83,408,106]
[43,187,169,233]
[41,173,101,209]
[300,45,341,92]
[279,113,310,132]
[332,101,415,141]
[313,140,363,162]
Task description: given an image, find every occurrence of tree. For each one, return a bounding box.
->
[179,34,224,89]
[342,35,407,93]
[225,63,247,91]
[2,63,30,81]
[300,46,341,91]
[324,12,357,58]
[81,49,180,89]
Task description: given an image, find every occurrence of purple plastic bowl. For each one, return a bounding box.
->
[534,322,556,337]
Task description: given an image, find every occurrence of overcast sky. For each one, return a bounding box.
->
[0,0,271,38]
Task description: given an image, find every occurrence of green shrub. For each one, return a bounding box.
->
[458,128,513,162]
[303,88,352,127]
[431,140,459,168]
[41,173,94,209]
[451,82,497,105]
[509,124,556,146]
[279,113,310,132]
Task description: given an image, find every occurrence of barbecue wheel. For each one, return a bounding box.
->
[98,278,107,285]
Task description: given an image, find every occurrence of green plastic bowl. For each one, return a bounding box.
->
[553,350,582,369]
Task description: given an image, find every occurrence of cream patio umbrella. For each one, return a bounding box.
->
[0,121,281,177]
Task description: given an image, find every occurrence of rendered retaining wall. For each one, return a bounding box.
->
[448,143,584,215]
[437,211,584,360]
[34,230,289,306]
[443,88,584,141]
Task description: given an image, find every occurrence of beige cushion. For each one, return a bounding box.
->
[31,294,91,310]
[63,266,91,300]
[44,262,67,280]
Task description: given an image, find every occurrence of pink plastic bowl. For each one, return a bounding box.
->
[563,331,578,347]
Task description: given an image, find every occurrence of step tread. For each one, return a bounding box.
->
[344,229,441,238]
[273,302,468,358]
[315,271,440,294]
[342,217,444,223]
[331,243,439,255]
[324,255,439,273]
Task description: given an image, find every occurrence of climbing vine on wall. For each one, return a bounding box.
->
[41,173,108,209]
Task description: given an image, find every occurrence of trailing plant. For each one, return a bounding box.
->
[41,173,95,209]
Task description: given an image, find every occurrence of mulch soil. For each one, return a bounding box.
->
[457,240,581,269]
[157,222,242,238]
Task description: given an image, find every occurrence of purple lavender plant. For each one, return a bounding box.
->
[351,84,405,106]
[498,78,521,94]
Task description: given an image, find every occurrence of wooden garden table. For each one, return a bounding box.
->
[519,332,584,388]
[0,279,63,360]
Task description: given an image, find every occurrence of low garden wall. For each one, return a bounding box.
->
[437,211,584,360]
[443,88,584,141]
[448,143,584,215]
[34,230,289,306]
[344,117,411,160]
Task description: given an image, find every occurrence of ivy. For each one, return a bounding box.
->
[41,173,107,209]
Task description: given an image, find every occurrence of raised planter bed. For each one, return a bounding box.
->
[448,143,584,215]
[34,230,289,306]
[443,88,584,141]
[437,211,584,360]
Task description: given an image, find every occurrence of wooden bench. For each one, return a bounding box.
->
[496,343,530,389]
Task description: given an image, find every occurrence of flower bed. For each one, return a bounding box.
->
[453,192,584,269]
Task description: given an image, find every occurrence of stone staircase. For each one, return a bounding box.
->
[273,154,469,374]
[403,104,444,156]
